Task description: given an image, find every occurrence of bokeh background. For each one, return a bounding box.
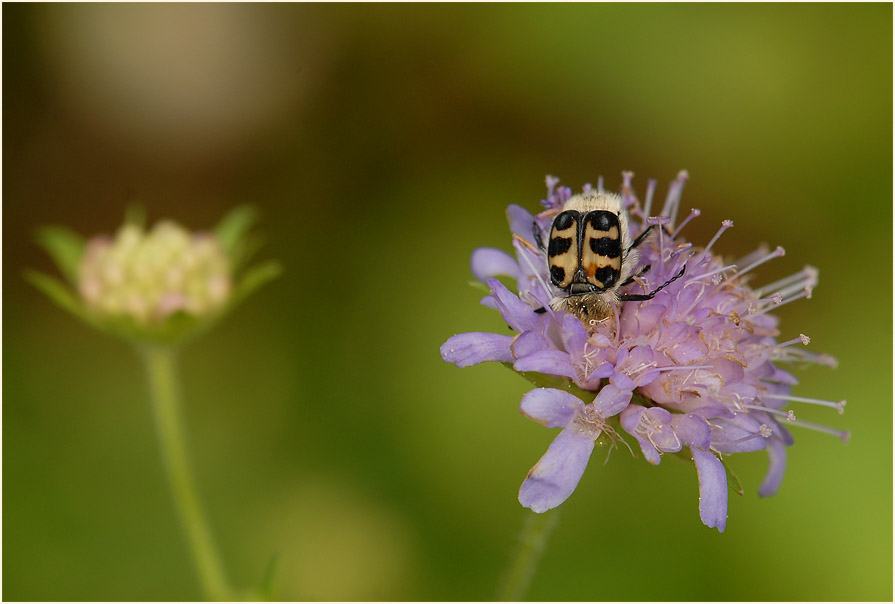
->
[3,4,891,601]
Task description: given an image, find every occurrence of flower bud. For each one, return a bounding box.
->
[78,220,232,324]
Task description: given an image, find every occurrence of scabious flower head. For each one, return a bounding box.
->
[29,206,280,346]
[441,171,847,532]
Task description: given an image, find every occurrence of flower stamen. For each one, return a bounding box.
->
[672,209,701,239]
[704,220,734,254]
[730,246,785,281]
[686,263,737,285]
[762,394,846,414]
[659,170,689,229]
[647,216,672,267]
[512,235,557,316]
[742,404,797,422]
[776,334,811,349]
[713,424,773,447]
[642,178,657,221]
[785,418,851,442]
[772,347,839,367]
[756,265,819,298]
[669,242,693,259]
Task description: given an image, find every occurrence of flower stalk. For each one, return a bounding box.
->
[141,345,233,601]
[495,510,559,602]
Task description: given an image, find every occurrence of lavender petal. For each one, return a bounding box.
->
[758,437,787,498]
[471,248,520,283]
[560,314,589,357]
[592,383,633,418]
[507,204,536,243]
[486,278,541,333]
[440,332,515,368]
[692,447,728,532]
[510,330,550,359]
[519,388,583,428]
[519,428,596,513]
[672,413,712,448]
[514,349,577,380]
[619,405,662,465]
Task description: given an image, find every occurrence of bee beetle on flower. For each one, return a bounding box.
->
[441,171,847,532]
[534,190,685,327]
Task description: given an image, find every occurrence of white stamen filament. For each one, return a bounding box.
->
[731,246,785,281]
[704,220,734,253]
[659,170,688,228]
[785,418,850,442]
[621,172,636,210]
[672,209,701,239]
[735,294,783,320]
[545,175,559,197]
[746,288,810,318]
[742,404,796,421]
[762,394,846,414]
[776,334,811,349]
[655,365,713,372]
[780,287,813,306]
[597,175,604,194]
[686,263,737,284]
[512,236,558,319]
[669,242,693,259]
[771,277,820,300]
[715,427,772,446]
[773,347,839,368]
[623,360,656,377]
[648,216,671,268]
[732,245,770,271]
[755,266,819,297]
[643,179,657,219]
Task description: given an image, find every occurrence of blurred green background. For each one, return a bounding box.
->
[3,4,891,601]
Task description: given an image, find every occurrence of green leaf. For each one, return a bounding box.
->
[124,204,147,229]
[34,226,85,283]
[24,270,89,321]
[231,260,283,307]
[230,232,266,272]
[467,280,490,293]
[720,457,745,496]
[214,205,258,259]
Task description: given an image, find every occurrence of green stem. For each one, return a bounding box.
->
[495,510,560,601]
[141,346,233,601]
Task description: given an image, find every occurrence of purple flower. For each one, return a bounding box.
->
[441,171,847,532]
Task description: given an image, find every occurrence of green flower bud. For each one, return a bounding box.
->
[28,206,281,346]
[78,222,232,324]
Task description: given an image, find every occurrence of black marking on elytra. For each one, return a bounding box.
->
[593,266,617,288]
[550,266,566,285]
[586,211,617,232]
[619,265,686,302]
[554,211,578,231]
[549,237,573,257]
[589,237,620,257]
